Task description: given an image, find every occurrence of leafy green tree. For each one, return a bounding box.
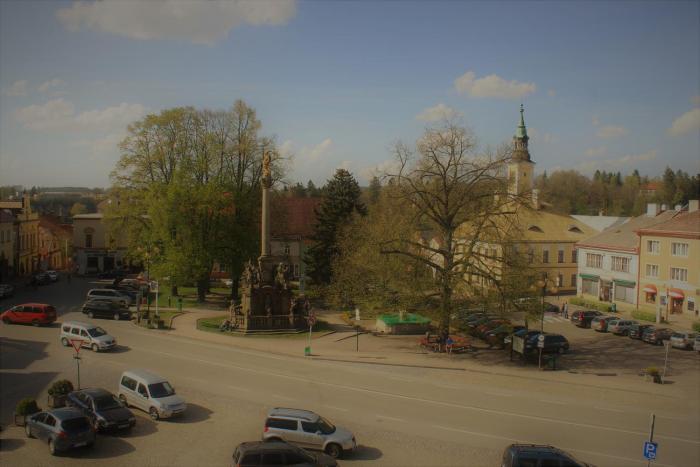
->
[306,169,366,285]
[367,176,381,204]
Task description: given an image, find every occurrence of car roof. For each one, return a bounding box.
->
[48,407,86,420]
[235,440,300,454]
[122,369,168,384]
[62,320,96,328]
[74,388,112,398]
[267,407,319,422]
[13,303,50,307]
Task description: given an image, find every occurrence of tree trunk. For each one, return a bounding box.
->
[171,285,178,297]
[230,276,240,301]
[197,277,207,303]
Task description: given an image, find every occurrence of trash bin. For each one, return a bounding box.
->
[177,297,183,312]
[546,355,557,370]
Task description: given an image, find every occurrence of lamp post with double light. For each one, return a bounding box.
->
[535,273,559,333]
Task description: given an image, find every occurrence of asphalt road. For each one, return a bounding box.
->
[1,278,699,467]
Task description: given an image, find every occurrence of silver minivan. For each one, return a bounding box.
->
[117,369,186,420]
[86,288,131,307]
[608,319,638,335]
[262,408,356,459]
[60,321,116,352]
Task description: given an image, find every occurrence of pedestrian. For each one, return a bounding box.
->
[446,336,454,355]
[563,301,568,319]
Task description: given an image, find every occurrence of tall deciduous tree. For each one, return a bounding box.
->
[306,169,366,285]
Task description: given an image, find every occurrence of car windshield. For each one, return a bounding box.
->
[318,417,336,434]
[87,327,107,337]
[148,382,175,398]
[94,394,122,410]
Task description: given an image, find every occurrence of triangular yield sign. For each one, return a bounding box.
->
[70,339,83,353]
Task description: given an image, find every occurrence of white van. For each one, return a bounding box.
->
[60,321,117,352]
[86,288,131,307]
[117,369,186,420]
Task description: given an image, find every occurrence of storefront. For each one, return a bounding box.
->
[669,288,685,314]
[642,284,657,305]
[599,279,612,302]
[613,279,636,304]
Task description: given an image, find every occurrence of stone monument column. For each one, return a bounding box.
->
[261,151,271,257]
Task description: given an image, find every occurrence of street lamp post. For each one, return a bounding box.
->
[536,273,559,333]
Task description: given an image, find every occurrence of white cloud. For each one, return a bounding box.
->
[547,89,556,98]
[668,108,700,137]
[574,150,657,173]
[360,159,401,181]
[337,160,353,172]
[38,78,65,93]
[584,147,608,158]
[2,80,28,97]
[597,125,628,139]
[14,98,147,131]
[278,139,294,157]
[302,138,333,162]
[72,133,124,160]
[527,128,556,145]
[691,95,700,106]
[57,0,297,45]
[454,71,536,99]
[416,103,461,122]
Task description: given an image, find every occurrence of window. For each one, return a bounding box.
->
[568,226,583,233]
[615,285,634,303]
[558,250,564,263]
[557,274,563,287]
[645,264,659,278]
[611,256,630,273]
[71,328,80,335]
[80,330,89,338]
[688,300,695,312]
[137,383,149,398]
[283,244,290,256]
[301,421,319,433]
[542,250,549,264]
[45,415,57,427]
[671,242,688,257]
[85,233,93,248]
[571,274,576,287]
[293,264,299,278]
[586,253,603,268]
[670,267,688,282]
[582,278,598,295]
[527,248,534,264]
[265,418,298,431]
[261,453,285,465]
[647,240,660,254]
[121,376,137,391]
[528,225,543,233]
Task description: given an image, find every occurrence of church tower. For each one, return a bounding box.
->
[508,104,535,197]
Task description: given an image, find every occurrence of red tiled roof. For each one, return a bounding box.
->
[271,197,321,238]
[636,210,700,238]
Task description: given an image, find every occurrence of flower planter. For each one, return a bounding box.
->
[14,413,27,426]
[47,394,67,408]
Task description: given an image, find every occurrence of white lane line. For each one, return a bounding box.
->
[324,405,349,412]
[434,383,462,390]
[272,394,295,401]
[594,406,624,413]
[145,349,700,446]
[377,415,404,422]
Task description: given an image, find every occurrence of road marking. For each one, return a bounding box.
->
[324,405,349,412]
[594,406,624,413]
[145,349,700,446]
[377,415,404,422]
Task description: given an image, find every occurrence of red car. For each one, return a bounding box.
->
[1,303,57,326]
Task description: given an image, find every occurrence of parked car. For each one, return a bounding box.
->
[82,300,131,321]
[27,272,50,286]
[60,321,117,352]
[694,334,700,353]
[608,319,638,335]
[591,316,617,332]
[97,270,126,280]
[476,319,510,338]
[86,288,131,307]
[263,408,356,459]
[1,303,57,326]
[523,333,570,354]
[24,407,95,456]
[501,444,590,467]
[570,310,603,328]
[670,332,697,350]
[642,327,673,345]
[233,441,338,467]
[629,323,654,340]
[46,270,59,282]
[485,324,526,348]
[0,283,15,298]
[117,369,186,420]
[66,388,135,432]
[543,302,560,314]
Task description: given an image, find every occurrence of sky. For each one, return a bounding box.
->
[0,0,698,189]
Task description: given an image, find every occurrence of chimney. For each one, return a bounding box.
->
[689,200,699,213]
[646,203,660,217]
[532,189,540,210]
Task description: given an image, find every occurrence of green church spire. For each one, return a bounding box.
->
[515,103,528,139]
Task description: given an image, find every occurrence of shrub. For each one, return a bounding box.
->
[693,321,700,333]
[15,398,40,416]
[645,366,659,376]
[570,297,611,312]
[47,379,74,396]
[632,310,657,323]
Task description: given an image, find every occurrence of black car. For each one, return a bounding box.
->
[628,323,654,340]
[104,285,139,302]
[27,273,50,286]
[642,327,673,345]
[523,333,570,354]
[570,310,603,328]
[82,300,131,320]
[97,270,126,280]
[66,388,135,432]
[233,441,337,467]
[502,444,590,467]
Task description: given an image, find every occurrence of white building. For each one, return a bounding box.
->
[72,213,128,275]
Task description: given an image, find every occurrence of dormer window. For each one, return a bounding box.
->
[528,225,543,233]
[568,226,583,233]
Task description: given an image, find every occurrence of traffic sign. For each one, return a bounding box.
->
[308,311,316,327]
[537,334,545,348]
[70,339,84,353]
[643,441,657,460]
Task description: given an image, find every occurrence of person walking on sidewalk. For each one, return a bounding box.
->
[562,301,568,319]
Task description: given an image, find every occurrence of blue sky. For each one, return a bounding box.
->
[1,0,698,188]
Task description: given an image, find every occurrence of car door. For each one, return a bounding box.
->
[43,414,58,441]
[30,413,48,440]
[79,329,91,348]
[136,383,150,411]
[300,421,325,450]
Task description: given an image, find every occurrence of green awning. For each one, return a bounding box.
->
[614,279,636,288]
[579,274,599,281]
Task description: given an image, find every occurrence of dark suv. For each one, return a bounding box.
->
[642,327,673,345]
[523,333,570,354]
[501,444,590,466]
[571,310,602,328]
[232,441,337,467]
[629,323,654,339]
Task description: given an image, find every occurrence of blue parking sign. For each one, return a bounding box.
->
[644,441,658,460]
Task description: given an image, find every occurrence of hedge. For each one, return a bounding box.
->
[570,297,612,313]
[693,321,700,333]
[632,310,658,323]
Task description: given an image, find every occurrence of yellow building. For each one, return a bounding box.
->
[0,210,15,280]
[73,213,128,274]
[637,206,700,319]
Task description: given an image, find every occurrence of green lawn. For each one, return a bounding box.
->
[147,286,232,309]
[136,310,185,329]
[197,315,332,338]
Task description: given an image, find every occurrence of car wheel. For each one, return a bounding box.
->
[113,313,120,321]
[32,320,40,327]
[88,311,95,319]
[2,317,10,324]
[118,394,128,407]
[149,407,159,420]
[48,439,57,456]
[325,443,343,459]
[61,337,69,346]
[25,424,33,438]
[92,343,99,352]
